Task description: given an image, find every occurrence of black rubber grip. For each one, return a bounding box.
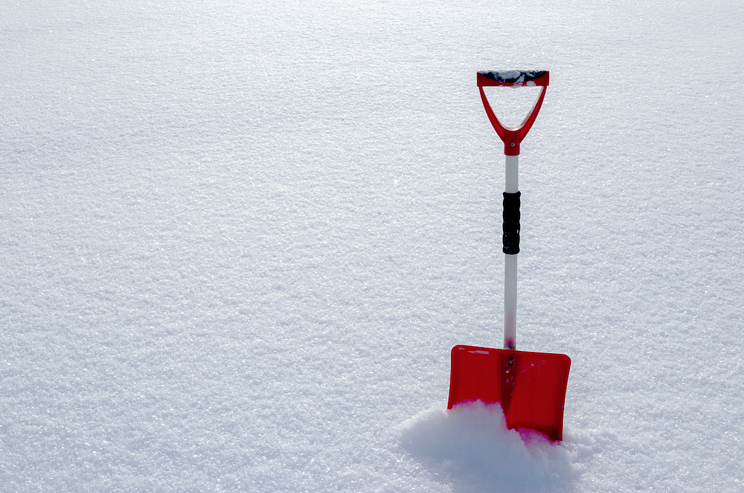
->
[502,192,521,255]
[479,70,546,84]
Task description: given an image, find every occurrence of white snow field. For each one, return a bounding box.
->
[2,0,743,491]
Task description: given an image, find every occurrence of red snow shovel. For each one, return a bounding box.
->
[447,71,571,442]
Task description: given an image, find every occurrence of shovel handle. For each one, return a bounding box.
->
[477,71,549,156]
[503,156,519,350]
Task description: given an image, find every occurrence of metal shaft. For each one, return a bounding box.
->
[504,155,518,350]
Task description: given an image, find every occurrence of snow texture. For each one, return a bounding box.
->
[1,0,743,491]
[400,402,577,492]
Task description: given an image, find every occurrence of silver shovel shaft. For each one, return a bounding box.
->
[504,155,518,350]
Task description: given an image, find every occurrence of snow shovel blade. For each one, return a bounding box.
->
[447,345,571,441]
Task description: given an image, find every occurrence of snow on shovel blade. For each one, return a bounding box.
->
[447,345,571,442]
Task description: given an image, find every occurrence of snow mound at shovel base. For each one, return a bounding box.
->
[399,401,580,492]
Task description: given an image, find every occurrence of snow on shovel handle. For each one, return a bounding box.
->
[477,70,549,156]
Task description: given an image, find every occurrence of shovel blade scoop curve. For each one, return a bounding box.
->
[447,345,571,442]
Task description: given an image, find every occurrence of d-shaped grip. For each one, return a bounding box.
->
[477,71,549,156]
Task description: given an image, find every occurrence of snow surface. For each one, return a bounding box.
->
[1,0,743,491]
